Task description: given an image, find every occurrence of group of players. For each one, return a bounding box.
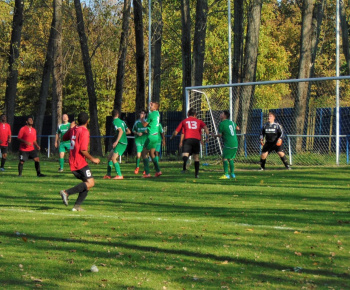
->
[0,103,290,211]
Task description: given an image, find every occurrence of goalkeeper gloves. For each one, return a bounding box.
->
[260,139,264,146]
[276,138,282,146]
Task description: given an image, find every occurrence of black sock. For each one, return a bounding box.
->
[35,161,40,175]
[66,182,87,196]
[194,161,200,175]
[182,156,188,171]
[18,163,23,175]
[75,189,88,206]
[260,158,266,169]
[1,158,6,168]
[280,156,289,167]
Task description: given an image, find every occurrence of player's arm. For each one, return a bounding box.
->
[33,140,40,150]
[141,118,149,127]
[55,132,60,148]
[17,130,31,146]
[8,127,12,144]
[161,132,166,146]
[112,127,123,148]
[276,124,283,146]
[211,132,222,138]
[259,126,265,145]
[170,122,183,140]
[81,150,100,164]
[126,127,131,135]
[179,133,185,148]
[203,125,210,143]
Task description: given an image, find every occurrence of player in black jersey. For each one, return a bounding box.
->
[259,112,290,170]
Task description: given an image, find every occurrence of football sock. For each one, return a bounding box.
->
[155,156,159,163]
[59,158,64,169]
[1,158,6,168]
[75,189,88,205]
[136,157,140,168]
[194,161,200,176]
[152,157,160,172]
[18,163,23,175]
[182,156,188,171]
[143,158,150,174]
[229,160,234,173]
[35,161,41,174]
[113,162,122,176]
[260,158,266,169]
[280,156,289,167]
[223,160,229,175]
[66,182,87,195]
[107,161,113,176]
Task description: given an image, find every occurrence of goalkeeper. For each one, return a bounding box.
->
[259,111,290,170]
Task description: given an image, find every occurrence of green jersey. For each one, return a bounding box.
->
[132,120,148,143]
[219,119,238,148]
[147,110,160,135]
[113,118,128,144]
[57,122,71,143]
[157,123,164,143]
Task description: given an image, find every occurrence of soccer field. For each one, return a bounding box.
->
[0,159,349,289]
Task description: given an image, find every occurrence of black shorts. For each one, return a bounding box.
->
[0,146,8,154]
[183,138,201,155]
[19,150,38,162]
[72,165,93,182]
[262,142,284,154]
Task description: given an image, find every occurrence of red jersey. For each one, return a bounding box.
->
[175,117,206,140]
[64,126,89,171]
[0,123,11,147]
[18,126,37,151]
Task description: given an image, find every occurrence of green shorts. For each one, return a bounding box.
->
[222,147,237,160]
[113,143,127,156]
[155,143,161,152]
[59,142,70,153]
[144,134,158,150]
[135,139,146,153]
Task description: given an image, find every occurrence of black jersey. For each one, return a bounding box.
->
[260,122,283,143]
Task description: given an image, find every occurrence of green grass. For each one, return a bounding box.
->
[0,158,349,289]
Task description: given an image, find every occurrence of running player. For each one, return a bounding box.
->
[132,110,148,174]
[59,112,100,211]
[259,111,290,170]
[55,114,71,172]
[0,114,11,171]
[211,111,239,179]
[17,117,46,177]
[141,101,162,178]
[103,109,131,180]
[170,108,209,178]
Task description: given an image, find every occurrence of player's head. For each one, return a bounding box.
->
[221,110,230,120]
[26,117,34,126]
[112,109,119,118]
[62,114,69,123]
[139,109,146,119]
[77,112,89,125]
[268,111,276,123]
[1,114,6,122]
[150,101,159,111]
[187,108,196,117]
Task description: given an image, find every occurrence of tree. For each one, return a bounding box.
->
[74,0,102,155]
[340,0,350,74]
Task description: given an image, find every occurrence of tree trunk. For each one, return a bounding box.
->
[180,0,191,118]
[5,0,24,132]
[340,0,350,74]
[114,0,132,111]
[294,0,315,152]
[232,0,244,123]
[74,0,102,155]
[239,0,262,150]
[35,15,55,145]
[151,0,163,103]
[133,0,146,114]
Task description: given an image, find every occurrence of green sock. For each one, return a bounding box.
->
[152,157,160,172]
[113,162,122,176]
[59,158,64,169]
[107,161,113,176]
[143,158,150,174]
[223,160,229,175]
[136,157,140,168]
[229,160,234,173]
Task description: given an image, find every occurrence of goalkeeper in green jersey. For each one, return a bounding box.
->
[132,110,148,174]
[212,110,240,179]
[141,101,162,178]
[103,109,131,180]
[55,114,71,172]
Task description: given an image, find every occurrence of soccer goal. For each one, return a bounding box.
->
[186,76,350,166]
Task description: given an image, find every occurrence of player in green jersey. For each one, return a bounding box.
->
[132,110,148,174]
[141,102,162,178]
[103,109,131,180]
[212,111,240,179]
[55,114,71,172]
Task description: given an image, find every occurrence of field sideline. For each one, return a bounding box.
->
[0,158,349,289]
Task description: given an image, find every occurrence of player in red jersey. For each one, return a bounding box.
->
[59,112,100,211]
[0,114,12,171]
[17,117,45,177]
[170,108,210,178]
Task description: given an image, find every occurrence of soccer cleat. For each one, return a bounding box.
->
[72,205,85,212]
[134,167,140,174]
[0,168,5,172]
[155,171,162,177]
[195,175,199,179]
[231,173,236,178]
[286,165,291,170]
[37,173,46,177]
[143,171,146,175]
[181,170,188,174]
[17,174,22,177]
[58,168,63,172]
[112,175,124,180]
[259,167,265,171]
[103,175,111,179]
[219,174,231,179]
[142,173,151,178]
[59,190,69,206]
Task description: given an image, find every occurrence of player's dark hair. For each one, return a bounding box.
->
[268,111,276,118]
[139,109,146,115]
[188,108,196,117]
[78,112,89,125]
[112,109,119,117]
[223,110,230,119]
